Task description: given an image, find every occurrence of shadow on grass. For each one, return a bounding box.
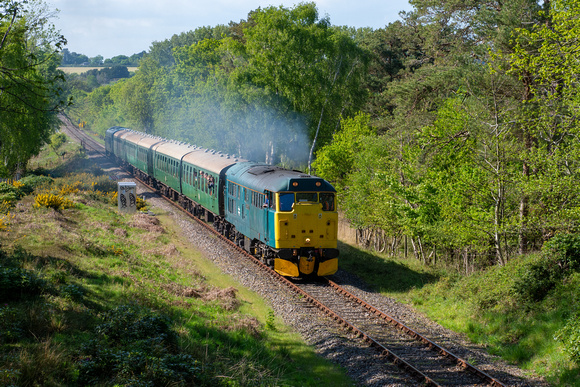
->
[558,365,580,386]
[33,151,117,179]
[332,241,439,294]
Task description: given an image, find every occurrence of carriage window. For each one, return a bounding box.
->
[279,193,294,212]
[319,193,335,211]
[296,192,317,202]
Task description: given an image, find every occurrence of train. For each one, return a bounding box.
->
[105,126,339,277]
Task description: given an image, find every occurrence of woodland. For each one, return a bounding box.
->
[2,1,580,383]
[3,0,580,270]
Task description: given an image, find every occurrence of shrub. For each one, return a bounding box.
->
[33,193,75,210]
[95,304,177,346]
[77,304,200,386]
[543,233,580,272]
[0,211,14,231]
[0,247,55,300]
[136,196,148,211]
[19,175,54,194]
[0,182,24,203]
[0,267,47,300]
[60,284,85,302]
[555,313,580,365]
[0,305,24,343]
[57,182,80,196]
[512,255,562,303]
[0,200,13,214]
[108,191,118,206]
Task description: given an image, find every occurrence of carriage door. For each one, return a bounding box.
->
[264,191,273,243]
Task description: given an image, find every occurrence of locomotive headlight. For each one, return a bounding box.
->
[305,238,311,245]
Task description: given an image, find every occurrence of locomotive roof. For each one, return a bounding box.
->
[106,126,129,135]
[226,162,336,193]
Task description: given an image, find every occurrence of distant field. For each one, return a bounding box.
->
[58,66,138,74]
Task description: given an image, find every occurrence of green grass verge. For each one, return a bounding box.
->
[338,241,580,386]
[0,142,353,386]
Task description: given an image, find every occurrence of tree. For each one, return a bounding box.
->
[507,0,580,240]
[313,112,375,191]
[323,0,548,267]
[240,3,368,170]
[0,0,69,176]
[49,132,66,158]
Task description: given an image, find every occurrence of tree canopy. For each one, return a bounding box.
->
[71,2,368,170]
[0,0,69,176]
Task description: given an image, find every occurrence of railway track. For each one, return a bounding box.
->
[59,115,106,155]
[296,279,505,386]
[64,121,508,386]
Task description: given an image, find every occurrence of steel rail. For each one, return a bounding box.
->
[325,278,506,387]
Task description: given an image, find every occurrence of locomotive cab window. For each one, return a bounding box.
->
[296,192,317,203]
[279,193,294,212]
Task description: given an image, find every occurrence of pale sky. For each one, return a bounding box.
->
[47,0,412,59]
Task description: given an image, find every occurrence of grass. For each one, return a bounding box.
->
[0,140,353,386]
[338,241,580,386]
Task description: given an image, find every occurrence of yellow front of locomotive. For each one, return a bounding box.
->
[273,189,339,277]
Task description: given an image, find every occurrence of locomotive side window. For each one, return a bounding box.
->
[267,192,275,209]
[279,193,294,212]
[319,193,335,211]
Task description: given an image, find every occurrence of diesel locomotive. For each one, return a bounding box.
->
[105,126,339,277]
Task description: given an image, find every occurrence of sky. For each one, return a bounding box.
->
[47,0,413,59]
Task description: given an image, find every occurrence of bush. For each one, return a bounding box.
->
[0,267,47,301]
[512,255,562,303]
[555,313,580,365]
[543,233,580,272]
[95,304,177,346]
[0,247,52,301]
[77,304,199,386]
[512,234,580,303]
[60,284,85,302]
[19,175,54,194]
[33,193,76,210]
[0,305,24,343]
[0,182,24,203]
